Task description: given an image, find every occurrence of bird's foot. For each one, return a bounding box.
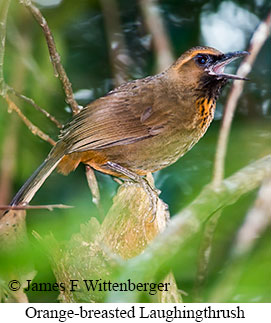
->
[106,161,159,222]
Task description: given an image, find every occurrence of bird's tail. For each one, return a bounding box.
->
[10,148,63,206]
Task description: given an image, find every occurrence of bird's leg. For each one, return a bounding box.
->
[106,161,159,222]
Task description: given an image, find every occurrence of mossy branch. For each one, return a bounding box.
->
[41,182,181,302]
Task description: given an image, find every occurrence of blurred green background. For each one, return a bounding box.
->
[0,0,270,302]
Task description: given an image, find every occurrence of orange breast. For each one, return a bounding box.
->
[196,97,216,130]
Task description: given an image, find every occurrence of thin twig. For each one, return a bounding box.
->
[139,0,174,72]
[0,204,73,211]
[20,0,80,115]
[85,165,104,218]
[7,85,63,129]
[0,0,11,95]
[194,11,271,301]
[5,94,56,146]
[212,11,271,187]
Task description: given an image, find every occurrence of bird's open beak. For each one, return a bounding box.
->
[208,51,250,80]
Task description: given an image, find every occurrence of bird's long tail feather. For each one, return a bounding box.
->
[10,151,63,206]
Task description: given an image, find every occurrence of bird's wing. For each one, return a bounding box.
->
[60,77,174,153]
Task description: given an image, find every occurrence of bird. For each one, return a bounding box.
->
[7,46,248,212]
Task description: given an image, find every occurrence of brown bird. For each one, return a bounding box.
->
[9,46,248,209]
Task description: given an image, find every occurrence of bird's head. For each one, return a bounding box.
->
[170,46,249,98]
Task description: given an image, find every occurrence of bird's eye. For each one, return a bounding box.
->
[196,54,208,65]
